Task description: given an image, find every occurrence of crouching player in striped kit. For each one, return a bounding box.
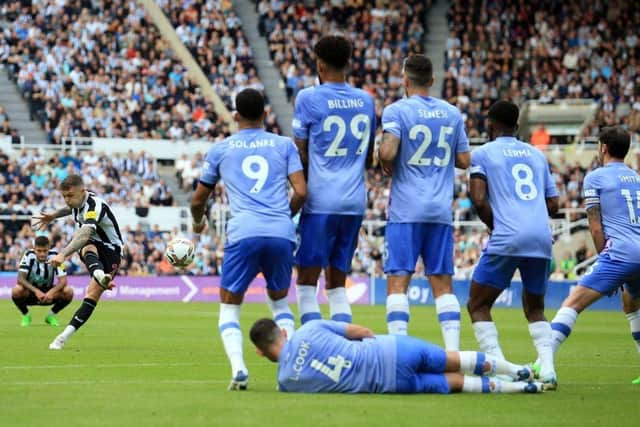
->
[11,236,73,327]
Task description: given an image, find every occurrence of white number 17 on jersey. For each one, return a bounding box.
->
[310,355,352,383]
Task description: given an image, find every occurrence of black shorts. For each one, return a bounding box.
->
[83,240,122,276]
[24,288,56,306]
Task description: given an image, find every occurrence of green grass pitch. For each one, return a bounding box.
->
[1,301,637,427]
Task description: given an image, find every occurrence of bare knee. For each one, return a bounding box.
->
[12,285,28,299]
[428,275,453,298]
[62,286,74,301]
[296,266,321,286]
[466,300,492,322]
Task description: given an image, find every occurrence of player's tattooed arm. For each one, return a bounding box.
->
[51,207,72,218]
[294,138,309,180]
[17,271,40,295]
[378,132,400,175]
[470,175,493,231]
[61,226,94,258]
[586,205,605,253]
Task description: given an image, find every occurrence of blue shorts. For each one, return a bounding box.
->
[295,213,363,272]
[472,254,550,296]
[221,237,295,295]
[580,252,640,298]
[394,335,450,394]
[384,223,454,276]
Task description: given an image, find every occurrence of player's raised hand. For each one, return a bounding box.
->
[48,253,65,268]
[31,211,56,231]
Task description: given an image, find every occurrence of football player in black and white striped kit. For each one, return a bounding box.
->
[11,235,73,327]
[32,174,124,350]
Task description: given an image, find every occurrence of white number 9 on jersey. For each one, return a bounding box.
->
[242,155,269,193]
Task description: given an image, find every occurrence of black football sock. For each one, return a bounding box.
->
[12,296,29,315]
[83,251,105,277]
[52,297,72,314]
[69,298,97,330]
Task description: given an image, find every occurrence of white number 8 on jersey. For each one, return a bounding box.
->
[511,163,538,201]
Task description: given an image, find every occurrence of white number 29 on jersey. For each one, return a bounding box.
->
[241,155,269,193]
[323,114,371,157]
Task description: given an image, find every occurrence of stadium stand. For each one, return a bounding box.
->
[444,0,640,141]
[0,103,20,141]
[256,0,430,116]
[159,0,281,134]
[0,0,231,142]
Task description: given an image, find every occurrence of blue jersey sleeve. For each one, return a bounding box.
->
[583,172,601,208]
[381,104,401,138]
[470,147,487,178]
[200,144,223,187]
[309,320,348,336]
[292,89,313,140]
[286,138,303,175]
[455,115,470,153]
[544,160,559,198]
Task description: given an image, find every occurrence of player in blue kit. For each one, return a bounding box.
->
[547,126,640,384]
[467,101,559,389]
[291,35,376,325]
[191,89,307,390]
[378,54,470,350]
[250,318,544,394]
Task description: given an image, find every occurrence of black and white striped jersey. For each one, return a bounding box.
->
[18,250,67,289]
[72,192,124,251]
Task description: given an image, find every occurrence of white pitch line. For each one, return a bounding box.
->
[3,379,230,386]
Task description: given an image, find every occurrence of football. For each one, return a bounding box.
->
[165,238,195,268]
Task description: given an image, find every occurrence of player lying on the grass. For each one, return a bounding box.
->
[622,290,640,384]
[11,235,73,327]
[250,318,545,394]
[191,88,307,390]
[467,100,558,389]
[546,126,640,384]
[32,174,123,350]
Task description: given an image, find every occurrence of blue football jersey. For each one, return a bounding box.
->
[381,95,469,224]
[292,82,376,215]
[470,137,558,259]
[200,128,302,244]
[277,320,397,393]
[583,162,640,263]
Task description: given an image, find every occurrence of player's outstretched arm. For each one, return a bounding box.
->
[470,176,493,231]
[344,323,374,341]
[586,205,605,253]
[31,207,72,230]
[190,183,213,234]
[288,170,307,217]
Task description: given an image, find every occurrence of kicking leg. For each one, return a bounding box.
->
[50,280,105,350]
